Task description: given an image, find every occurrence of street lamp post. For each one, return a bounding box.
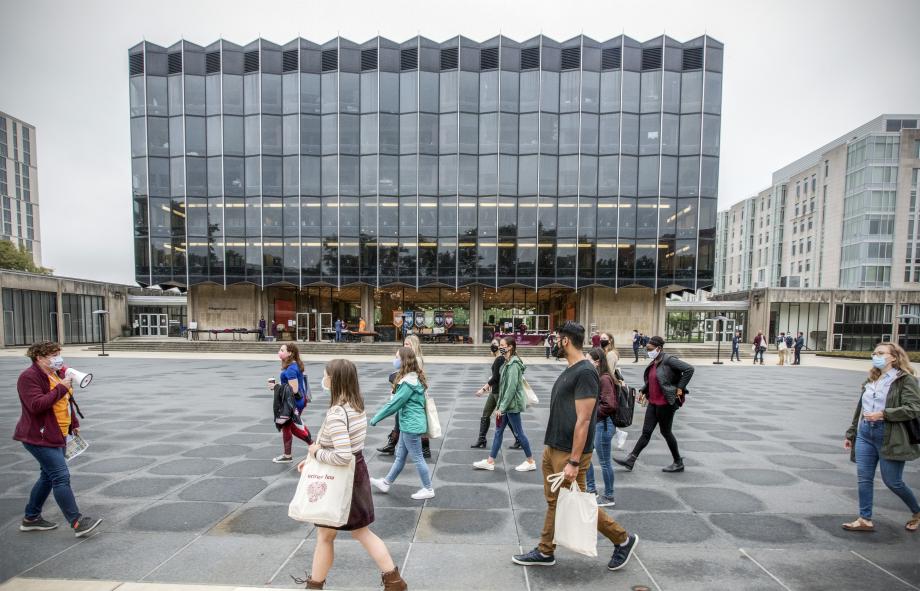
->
[708,315,731,365]
[896,313,920,352]
[93,310,110,357]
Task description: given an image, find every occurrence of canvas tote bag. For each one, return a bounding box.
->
[288,407,356,527]
[424,391,442,439]
[547,471,598,557]
[522,378,539,405]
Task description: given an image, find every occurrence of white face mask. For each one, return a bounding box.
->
[49,356,65,370]
[647,349,660,360]
[321,376,331,392]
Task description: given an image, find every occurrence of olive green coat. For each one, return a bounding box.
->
[845,371,920,462]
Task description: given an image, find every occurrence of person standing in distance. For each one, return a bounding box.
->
[614,336,694,473]
[793,332,805,365]
[631,329,641,363]
[512,321,638,572]
[730,331,741,362]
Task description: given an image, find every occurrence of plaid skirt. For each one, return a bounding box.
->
[316,451,375,531]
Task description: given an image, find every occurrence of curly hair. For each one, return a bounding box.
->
[26,341,61,362]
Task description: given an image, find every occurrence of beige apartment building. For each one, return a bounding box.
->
[714,114,920,351]
[0,111,41,266]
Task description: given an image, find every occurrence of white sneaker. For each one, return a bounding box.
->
[473,459,496,471]
[411,487,435,500]
[514,460,537,472]
[272,455,293,463]
[370,477,391,493]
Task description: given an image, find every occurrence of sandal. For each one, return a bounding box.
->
[906,512,920,532]
[842,518,875,532]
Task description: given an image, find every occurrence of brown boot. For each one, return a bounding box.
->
[381,566,407,591]
[305,578,325,589]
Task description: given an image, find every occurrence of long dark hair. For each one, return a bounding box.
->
[589,347,615,382]
[281,342,304,372]
[325,358,365,412]
[392,346,428,392]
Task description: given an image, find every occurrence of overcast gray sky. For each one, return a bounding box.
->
[2,0,918,285]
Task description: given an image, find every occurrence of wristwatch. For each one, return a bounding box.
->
[566,459,580,467]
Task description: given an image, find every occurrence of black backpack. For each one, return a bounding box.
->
[612,369,636,428]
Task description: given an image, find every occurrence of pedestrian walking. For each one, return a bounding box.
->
[793,332,805,365]
[600,332,618,373]
[730,331,741,362]
[472,337,537,473]
[334,318,343,342]
[614,336,693,473]
[470,339,521,450]
[632,329,641,363]
[377,335,432,458]
[296,359,407,591]
[512,321,638,572]
[15,341,102,538]
[776,332,788,366]
[591,331,601,348]
[272,343,312,463]
[258,316,266,341]
[370,347,435,500]
[544,333,555,359]
[842,342,920,533]
[585,347,617,507]
[752,330,767,365]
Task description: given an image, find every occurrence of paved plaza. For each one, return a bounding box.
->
[1,355,919,590]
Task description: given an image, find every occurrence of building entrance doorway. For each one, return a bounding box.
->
[136,313,168,336]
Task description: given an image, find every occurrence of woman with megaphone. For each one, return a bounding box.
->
[13,341,102,538]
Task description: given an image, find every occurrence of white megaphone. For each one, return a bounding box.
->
[64,367,93,388]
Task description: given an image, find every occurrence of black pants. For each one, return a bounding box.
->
[730,347,740,361]
[794,348,802,365]
[631,403,681,462]
[633,347,640,362]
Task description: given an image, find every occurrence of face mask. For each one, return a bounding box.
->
[490,344,499,353]
[600,339,609,348]
[49,356,64,370]
[499,347,508,356]
[393,357,402,370]
[871,355,888,369]
[647,349,660,360]
[322,376,331,392]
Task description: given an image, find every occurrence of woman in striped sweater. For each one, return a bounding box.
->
[297,359,407,591]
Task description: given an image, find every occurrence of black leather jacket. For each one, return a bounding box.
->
[640,352,694,406]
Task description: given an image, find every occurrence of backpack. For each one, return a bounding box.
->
[784,335,794,348]
[612,369,636,428]
[640,335,650,346]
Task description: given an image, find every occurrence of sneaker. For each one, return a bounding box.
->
[370,477,391,493]
[72,516,102,538]
[597,494,616,507]
[411,487,435,500]
[272,454,293,463]
[512,548,556,566]
[20,517,58,532]
[607,533,638,571]
[514,460,536,472]
[473,459,496,471]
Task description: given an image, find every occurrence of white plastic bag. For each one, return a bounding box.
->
[614,429,629,451]
[425,393,442,439]
[523,378,539,405]
[547,472,598,557]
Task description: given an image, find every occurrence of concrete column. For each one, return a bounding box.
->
[652,289,667,338]
[577,288,592,330]
[470,285,483,344]
[55,279,65,344]
[891,290,902,344]
[826,291,837,351]
[360,285,375,331]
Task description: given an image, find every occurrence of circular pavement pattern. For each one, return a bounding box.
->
[723,468,798,486]
[678,486,766,513]
[128,501,232,532]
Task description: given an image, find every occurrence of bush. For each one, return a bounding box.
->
[818,351,920,362]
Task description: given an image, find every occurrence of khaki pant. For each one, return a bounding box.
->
[777,349,786,365]
[538,446,628,555]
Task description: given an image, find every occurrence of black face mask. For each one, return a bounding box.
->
[490,344,499,353]
[600,339,609,348]
[499,347,508,356]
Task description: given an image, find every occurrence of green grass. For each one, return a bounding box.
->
[817,351,920,362]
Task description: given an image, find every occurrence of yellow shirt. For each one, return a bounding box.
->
[358,319,366,332]
[48,373,73,437]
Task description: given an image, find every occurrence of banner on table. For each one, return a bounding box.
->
[415,311,426,328]
[434,311,444,328]
[392,311,404,328]
[404,311,415,328]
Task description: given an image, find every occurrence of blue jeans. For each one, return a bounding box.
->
[23,443,81,525]
[856,420,920,519]
[730,347,740,361]
[586,417,615,496]
[490,413,532,459]
[385,432,432,489]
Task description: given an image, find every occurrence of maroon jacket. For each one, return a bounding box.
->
[597,373,619,419]
[13,363,78,448]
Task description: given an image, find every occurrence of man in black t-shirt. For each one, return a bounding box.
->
[513,321,638,573]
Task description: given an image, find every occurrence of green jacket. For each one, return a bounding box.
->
[370,373,428,434]
[497,355,526,414]
[846,371,920,462]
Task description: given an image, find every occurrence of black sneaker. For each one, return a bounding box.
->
[608,533,638,571]
[20,517,58,532]
[512,548,556,566]
[597,494,616,507]
[72,516,102,538]
[662,460,684,473]
[509,440,523,450]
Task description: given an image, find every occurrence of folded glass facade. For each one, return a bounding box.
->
[129,35,722,291]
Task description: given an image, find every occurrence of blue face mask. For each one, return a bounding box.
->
[393,357,402,370]
[50,356,65,370]
[871,355,888,369]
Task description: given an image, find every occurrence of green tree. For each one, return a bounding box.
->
[0,240,51,274]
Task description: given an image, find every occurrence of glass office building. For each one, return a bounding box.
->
[129,35,722,341]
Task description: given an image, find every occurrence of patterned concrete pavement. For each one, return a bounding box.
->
[0,356,918,590]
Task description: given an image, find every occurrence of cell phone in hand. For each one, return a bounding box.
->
[268,378,276,385]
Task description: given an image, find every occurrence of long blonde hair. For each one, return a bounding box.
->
[870,342,915,382]
[403,334,425,369]
[392,346,428,392]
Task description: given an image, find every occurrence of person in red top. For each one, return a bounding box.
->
[13,341,102,537]
[614,336,694,474]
